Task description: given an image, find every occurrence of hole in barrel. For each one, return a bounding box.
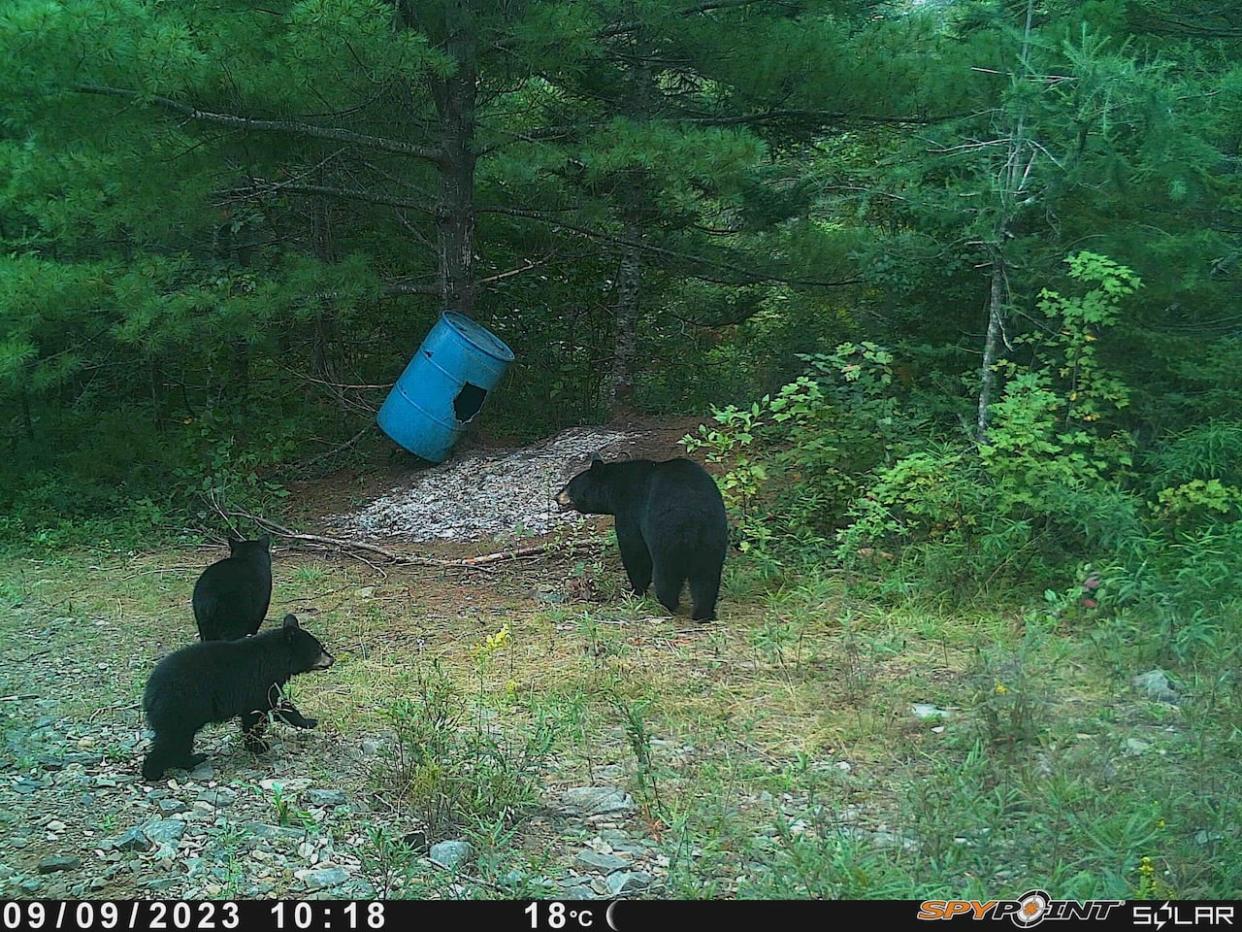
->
[453,383,487,422]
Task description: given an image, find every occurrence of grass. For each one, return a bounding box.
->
[0,542,1238,899]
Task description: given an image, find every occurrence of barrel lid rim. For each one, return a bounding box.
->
[441,311,515,362]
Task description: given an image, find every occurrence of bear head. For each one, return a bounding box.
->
[227,535,272,563]
[281,614,335,672]
[555,453,613,514]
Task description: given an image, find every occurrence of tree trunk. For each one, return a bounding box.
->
[976,255,1005,442]
[311,181,339,386]
[20,385,34,441]
[602,220,642,414]
[431,37,478,316]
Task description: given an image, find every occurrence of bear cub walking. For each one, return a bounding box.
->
[141,614,333,781]
[192,535,273,641]
[556,455,728,621]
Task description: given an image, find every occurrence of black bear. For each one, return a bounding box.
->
[192,535,272,642]
[556,455,728,621]
[141,614,333,781]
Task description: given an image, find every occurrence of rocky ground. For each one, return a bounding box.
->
[0,689,670,899]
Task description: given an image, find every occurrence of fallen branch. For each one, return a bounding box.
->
[213,503,605,570]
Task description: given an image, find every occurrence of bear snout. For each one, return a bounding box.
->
[312,650,334,670]
[555,489,574,511]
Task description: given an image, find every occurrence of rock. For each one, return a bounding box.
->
[238,822,307,842]
[94,774,138,788]
[144,819,186,847]
[304,789,347,808]
[45,820,66,833]
[260,778,310,793]
[158,799,189,816]
[563,885,596,899]
[18,877,41,894]
[1132,670,1179,704]
[1124,737,1152,755]
[606,870,653,895]
[575,850,630,872]
[196,788,236,808]
[37,855,81,874]
[103,827,152,852]
[560,786,635,817]
[912,703,952,720]
[402,830,428,852]
[188,762,214,782]
[296,867,351,892]
[429,840,475,870]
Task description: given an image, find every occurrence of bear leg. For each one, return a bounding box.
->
[652,564,685,615]
[688,565,722,622]
[241,712,271,753]
[616,523,653,595]
[142,730,201,781]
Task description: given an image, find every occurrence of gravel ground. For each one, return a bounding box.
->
[331,428,641,542]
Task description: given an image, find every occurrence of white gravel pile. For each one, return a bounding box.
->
[333,427,640,542]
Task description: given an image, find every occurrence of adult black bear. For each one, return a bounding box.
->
[141,615,333,781]
[556,455,728,621]
[192,536,272,642]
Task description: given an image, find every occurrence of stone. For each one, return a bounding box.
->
[304,789,347,807]
[238,822,308,842]
[37,855,81,874]
[560,786,635,817]
[188,762,214,782]
[196,788,237,808]
[429,840,475,870]
[103,827,152,852]
[1132,670,1179,704]
[575,850,630,872]
[158,799,189,816]
[1124,737,1152,755]
[912,703,952,720]
[606,870,653,895]
[402,830,428,852]
[296,867,351,892]
[144,819,186,847]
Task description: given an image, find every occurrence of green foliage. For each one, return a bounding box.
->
[369,662,559,838]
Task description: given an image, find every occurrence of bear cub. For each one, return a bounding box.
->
[141,614,333,781]
[556,455,728,621]
[192,535,273,642]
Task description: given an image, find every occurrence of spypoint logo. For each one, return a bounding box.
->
[918,890,1124,927]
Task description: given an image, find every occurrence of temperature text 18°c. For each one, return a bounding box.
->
[525,902,597,929]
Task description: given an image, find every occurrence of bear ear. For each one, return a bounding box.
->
[227,536,241,553]
[258,534,271,549]
[282,614,300,630]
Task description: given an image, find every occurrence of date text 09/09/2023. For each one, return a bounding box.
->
[0,902,389,931]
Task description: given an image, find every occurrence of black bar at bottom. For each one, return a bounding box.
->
[1,899,1238,932]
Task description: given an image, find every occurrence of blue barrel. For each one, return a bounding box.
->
[377,312,515,463]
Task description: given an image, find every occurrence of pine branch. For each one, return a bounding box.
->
[480,205,859,289]
[76,84,445,164]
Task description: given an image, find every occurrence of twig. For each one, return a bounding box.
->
[213,502,605,570]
